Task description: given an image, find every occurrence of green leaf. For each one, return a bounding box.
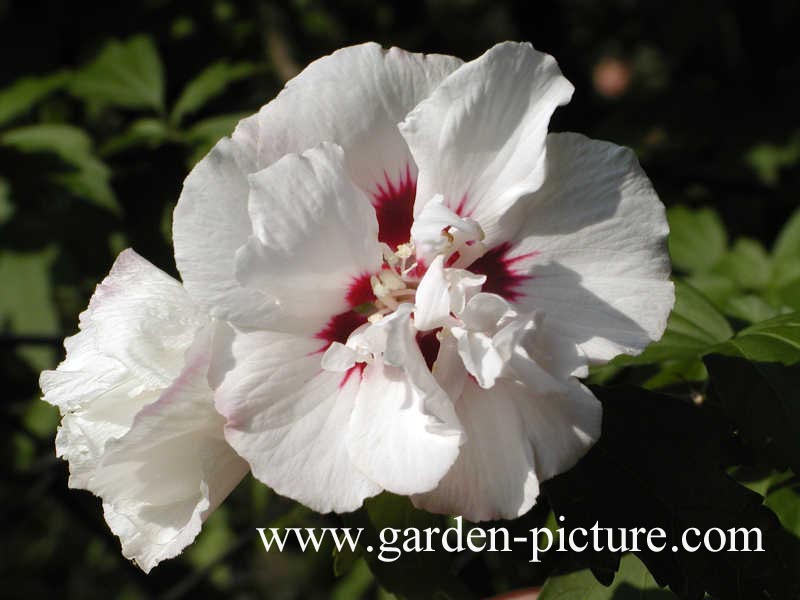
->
[771,209,800,290]
[69,35,165,112]
[540,554,678,599]
[713,237,771,290]
[0,72,68,127]
[332,559,374,600]
[705,316,800,474]
[774,208,800,265]
[712,312,800,365]
[0,124,118,213]
[101,117,170,155]
[0,176,12,225]
[746,132,800,186]
[0,247,59,370]
[342,493,467,600]
[613,280,732,366]
[170,61,255,125]
[667,205,727,273]
[543,386,800,600]
[182,112,248,165]
[722,294,781,324]
[770,277,800,312]
[765,474,800,539]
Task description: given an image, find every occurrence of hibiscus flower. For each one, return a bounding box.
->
[173,41,673,520]
[40,250,248,572]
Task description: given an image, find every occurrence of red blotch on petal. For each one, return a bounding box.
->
[416,330,441,371]
[468,243,538,303]
[453,194,472,218]
[314,311,367,352]
[371,165,416,250]
[339,363,366,388]
[346,273,375,308]
[314,273,374,353]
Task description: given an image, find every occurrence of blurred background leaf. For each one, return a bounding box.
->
[1,0,799,598]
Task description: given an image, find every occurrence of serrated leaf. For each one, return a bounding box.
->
[0,123,118,213]
[540,554,677,599]
[171,61,255,125]
[765,475,800,539]
[543,386,800,600]
[0,247,59,370]
[770,277,800,312]
[713,237,771,290]
[705,314,800,475]
[667,205,727,273]
[774,209,800,264]
[747,132,800,186]
[771,209,800,290]
[723,294,781,324]
[683,272,737,309]
[713,312,800,365]
[706,353,800,475]
[70,35,165,112]
[101,117,170,155]
[613,280,732,366]
[0,72,68,127]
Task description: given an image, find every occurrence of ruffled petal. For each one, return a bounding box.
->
[400,42,573,245]
[345,306,464,495]
[175,44,461,323]
[40,250,241,570]
[235,143,382,333]
[89,325,248,573]
[211,325,381,513]
[250,43,462,197]
[503,132,674,364]
[347,360,463,496]
[413,377,600,521]
[173,131,276,328]
[41,249,207,488]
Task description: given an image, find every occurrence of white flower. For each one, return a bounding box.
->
[40,249,248,572]
[173,42,674,520]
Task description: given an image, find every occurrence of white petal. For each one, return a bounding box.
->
[415,256,486,331]
[40,250,238,571]
[400,42,573,245]
[430,329,468,404]
[410,195,484,263]
[414,255,454,331]
[211,325,381,513]
[250,43,462,196]
[459,292,515,333]
[84,250,207,390]
[413,377,600,521]
[89,325,248,573]
[235,143,381,332]
[41,250,206,488]
[347,359,462,496]
[174,44,461,324]
[450,327,504,389]
[320,341,358,372]
[344,306,463,495]
[508,132,674,363]
[173,133,276,328]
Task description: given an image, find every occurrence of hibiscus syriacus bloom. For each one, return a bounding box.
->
[174,42,673,520]
[40,250,248,572]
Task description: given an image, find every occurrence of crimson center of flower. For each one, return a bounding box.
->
[314,170,538,385]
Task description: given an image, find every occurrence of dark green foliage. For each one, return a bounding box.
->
[2,1,799,598]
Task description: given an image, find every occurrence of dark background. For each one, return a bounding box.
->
[1,1,798,598]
